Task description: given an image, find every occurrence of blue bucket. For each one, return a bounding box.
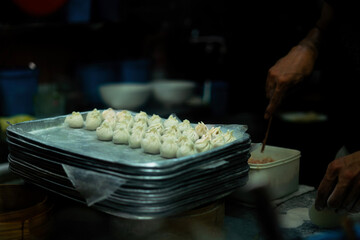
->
[121,59,150,83]
[0,69,38,116]
[77,62,117,105]
[66,0,92,23]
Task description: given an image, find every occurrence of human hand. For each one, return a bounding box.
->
[264,45,317,119]
[315,151,360,213]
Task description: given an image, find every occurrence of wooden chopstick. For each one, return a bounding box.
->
[261,116,273,153]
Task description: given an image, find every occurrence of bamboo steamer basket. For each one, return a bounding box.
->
[0,184,53,240]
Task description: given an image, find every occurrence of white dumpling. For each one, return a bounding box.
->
[134,111,148,122]
[160,138,178,159]
[113,127,130,144]
[195,122,208,138]
[163,125,181,138]
[182,128,199,142]
[176,142,196,158]
[133,118,148,130]
[208,127,222,138]
[161,132,177,143]
[147,122,164,135]
[178,119,192,132]
[163,115,179,128]
[148,114,162,126]
[117,113,134,127]
[144,127,161,139]
[129,131,143,148]
[131,124,146,136]
[211,134,226,148]
[195,135,212,153]
[223,130,236,143]
[177,135,192,147]
[96,120,113,141]
[65,111,84,128]
[102,118,116,130]
[141,134,161,154]
[102,108,116,120]
[85,109,102,131]
[116,110,132,121]
[114,121,131,132]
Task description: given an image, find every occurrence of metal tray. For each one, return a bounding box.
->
[7,132,251,176]
[9,154,248,219]
[9,150,249,195]
[6,112,250,169]
[6,111,252,219]
[8,145,249,188]
[9,153,247,205]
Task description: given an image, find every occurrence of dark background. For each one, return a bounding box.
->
[0,0,322,114]
[1,0,331,186]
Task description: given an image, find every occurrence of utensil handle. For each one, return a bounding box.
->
[261,116,273,153]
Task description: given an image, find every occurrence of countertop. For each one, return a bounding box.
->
[225,185,320,240]
[0,162,351,240]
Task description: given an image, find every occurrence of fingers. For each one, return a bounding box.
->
[265,72,276,99]
[264,68,291,119]
[339,175,360,212]
[264,87,285,119]
[326,181,349,211]
[315,153,360,213]
[315,160,342,210]
[264,74,275,119]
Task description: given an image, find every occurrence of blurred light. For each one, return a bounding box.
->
[28,62,37,70]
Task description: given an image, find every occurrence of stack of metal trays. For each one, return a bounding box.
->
[6,112,251,219]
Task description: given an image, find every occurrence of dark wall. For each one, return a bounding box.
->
[0,0,322,115]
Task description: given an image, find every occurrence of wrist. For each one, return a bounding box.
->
[296,39,319,59]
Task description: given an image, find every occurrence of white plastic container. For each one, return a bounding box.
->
[232,145,301,203]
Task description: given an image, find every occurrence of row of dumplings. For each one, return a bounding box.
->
[64,108,237,159]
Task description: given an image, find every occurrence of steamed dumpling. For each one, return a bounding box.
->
[85,109,102,130]
[208,127,222,138]
[114,121,131,132]
[102,108,116,120]
[144,127,161,139]
[141,134,161,154]
[195,135,212,153]
[116,110,132,121]
[117,113,134,128]
[195,122,208,138]
[104,117,116,130]
[177,135,193,146]
[163,125,181,138]
[211,134,226,148]
[160,138,178,159]
[223,130,236,143]
[148,114,162,126]
[113,127,130,144]
[163,115,179,128]
[133,118,148,130]
[96,120,113,141]
[65,111,84,128]
[129,131,143,148]
[176,142,196,158]
[161,132,177,143]
[131,124,146,136]
[182,128,199,143]
[178,119,192,132]
[134,111,148,122]
[147,122,164,135]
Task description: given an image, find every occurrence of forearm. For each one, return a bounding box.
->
[295,1,334,59]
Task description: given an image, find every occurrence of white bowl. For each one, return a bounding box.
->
[99,83,152,110]
[153,80,196,106]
